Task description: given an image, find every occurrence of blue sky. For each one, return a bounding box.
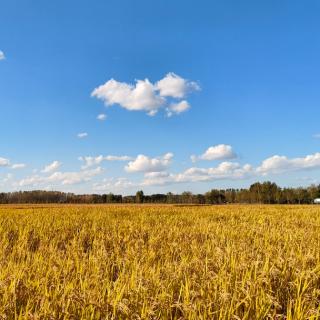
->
[1,0,320,194]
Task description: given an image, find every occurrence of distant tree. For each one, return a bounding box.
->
[106,193,115,203]
[225,189,237,203]
[236,189,251,203]
[181,191,193,204]
[123,196,135,203]
[149,194,167,203]
[249,183,262,203]
[194,194,206,204]
[295,187,310,204]
[0,180,318,205]
[261,181,279,204]
[308,184,320,200]
[282,188,294,204]
[135,190,144,203]
[166,192,175,204]
[205,189,226,204]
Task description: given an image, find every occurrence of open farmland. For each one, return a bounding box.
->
[0,205,320,319]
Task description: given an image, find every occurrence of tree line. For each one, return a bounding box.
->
[1,182,320,204]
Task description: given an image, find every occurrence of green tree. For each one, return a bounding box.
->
[135,190,144,203]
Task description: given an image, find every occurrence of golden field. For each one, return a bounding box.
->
[0,205,320,319]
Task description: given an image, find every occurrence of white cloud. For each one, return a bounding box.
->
[42,161,62,173]
[313,133,320,139]
[125,153,173,173]
[79,155,133,169]
[177,162,253,182]
[91,73,199,116]
[144,171,170,179]
[155,72,200,98]
[11,163,26,170]
[92,78,164,116]
[104,155,133,161]
[1,158,27,170]
[3,173,13,182]
[7,147,320,193]
[191,144,237,162]
[142,172,173,186]
[49,167,103,185]
[97,113,107,121]
[77,132,88,139]
[0,157,10,167]
[0,51,5,60]
[142,162,253,186]
[18,167,103,187]
[93,177,136,192]
[79,155,104,168]
[0,174,13,188]
[17,176,43,187]
[257,152,320,175]
[166,100,190,117]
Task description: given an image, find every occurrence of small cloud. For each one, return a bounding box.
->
[191,144,237,162]
[313,133,320,139]
[0,157,10,167]
[97,113,107,121]
[79,155,133,169]
[125,153,173,173]
[155,72,200,98]
[0,51,5,60]
[42,160,62,173]
[190,155,197,163]
[93,177,135,192]
[166,100,190,117]
[77,132,88,139]
[11,163,26,170]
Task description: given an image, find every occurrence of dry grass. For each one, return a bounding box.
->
[0,205,319,319]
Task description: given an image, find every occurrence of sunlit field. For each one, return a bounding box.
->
[0,205,320,319]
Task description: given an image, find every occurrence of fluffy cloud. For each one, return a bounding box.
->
[155,72,199,98]
[79,155,103,168]
[7,149,320,193]
[93,177,136,192]
[92,78,164,116]
[42,161,62,173]
[142,162,253,186]
[11,163,26,170]
[79,155,133,169]
[91,73,199,116]
[141,173,174,186]
[144,171,170,179]
[177,162,253,182]
[0,51,5,60]
[77,132,88,138]
[0,158,26,170]
[191,144,237,162]
[125,153,173,173]
[18,167,103,187]
[166,100,190,117]
[257,153,320,175]
[97,114,107,121]
[0,157,10,167]
[0,174,13,189]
